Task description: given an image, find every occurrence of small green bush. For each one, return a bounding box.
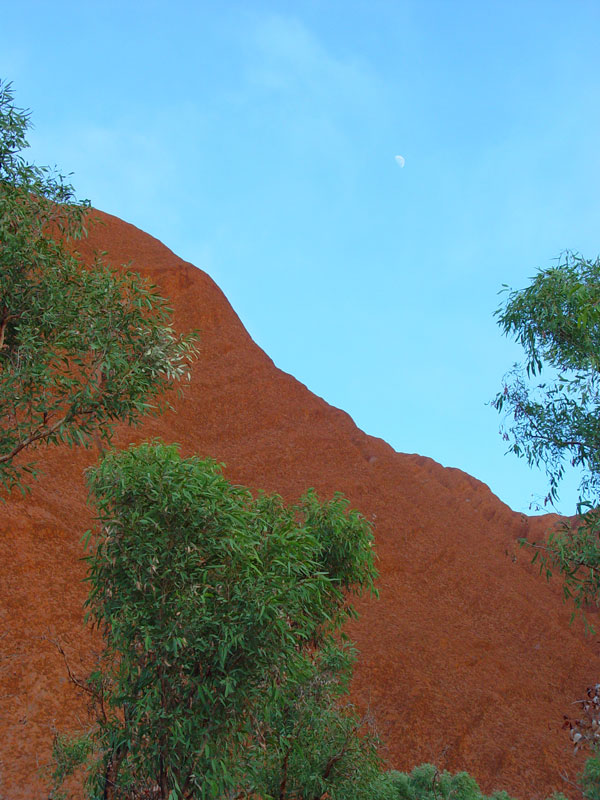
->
[580,749,600,799]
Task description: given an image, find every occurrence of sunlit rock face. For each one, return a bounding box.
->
[1,210,596,799]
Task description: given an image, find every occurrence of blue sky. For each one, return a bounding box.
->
[3,1,600,514]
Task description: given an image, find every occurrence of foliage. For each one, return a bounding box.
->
[381,763,519,799]
[51,441,378,799]
[364,763,570,800]
[49,730,95,800]
[494,252,600,795]
[580,750,600,800]
[493,253,600,508]
[246,639,383,799]
[493,253,600,623]
[0,80,199,493]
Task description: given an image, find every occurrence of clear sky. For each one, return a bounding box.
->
[3,1,600,514]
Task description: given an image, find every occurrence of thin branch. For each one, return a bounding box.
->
[46,635,95,697]
[559,769,586,797]
[0,405,97,465]
[0,414,68,464]
[44,634,109,724]
[316,719,361,794]
[278,746,291,800]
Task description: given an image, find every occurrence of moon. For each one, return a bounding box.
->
[395,155,405,168]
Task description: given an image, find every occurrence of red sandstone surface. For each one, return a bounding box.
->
[1,211,598,799]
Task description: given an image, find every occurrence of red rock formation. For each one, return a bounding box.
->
[1,211,597,799]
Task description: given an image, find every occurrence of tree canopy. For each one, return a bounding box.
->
[51,441,381,799]
[0,80,199,493]
[493,253,600,619]
[493,253,600,509]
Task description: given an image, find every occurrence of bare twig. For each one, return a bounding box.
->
[559,769,586,797]
[46,635,95,697]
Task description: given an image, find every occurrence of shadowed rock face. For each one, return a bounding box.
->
[0,210,597,799]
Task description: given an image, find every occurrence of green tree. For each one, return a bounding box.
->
[494,253,600,796]
[494,253,600,507]
[51,441,380,800]
[493,253,600,619]
[0,80,199,493]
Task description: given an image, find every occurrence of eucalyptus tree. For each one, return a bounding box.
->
[51,441,381,799]
[494,253,600,622]
[0,80,198,493]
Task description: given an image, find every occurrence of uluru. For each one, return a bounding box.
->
[1,210,598,799]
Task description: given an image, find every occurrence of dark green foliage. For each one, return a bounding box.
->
[0,81,199,493]
[52,441,378,799]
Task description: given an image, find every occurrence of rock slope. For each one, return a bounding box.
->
[1,211,597,799]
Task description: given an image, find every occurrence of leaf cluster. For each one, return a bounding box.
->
[527,506,600,632]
